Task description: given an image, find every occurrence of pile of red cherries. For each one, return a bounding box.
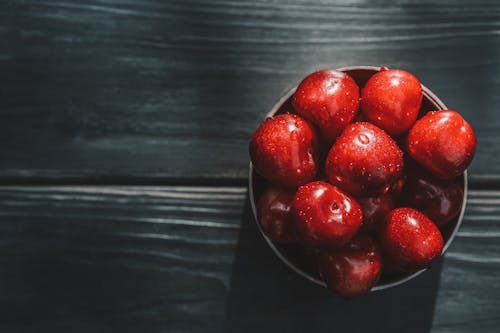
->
[249,67,476,298]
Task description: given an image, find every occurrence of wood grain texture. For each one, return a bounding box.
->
[1,0,499,183]
[0,186,246,332]
[0,186,498,332]
[433,189,500,333]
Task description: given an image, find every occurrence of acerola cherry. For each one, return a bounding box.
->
[326,122,404,196]
[402,168,464,227]
[381,208,444,271]
[249,114,319,187]
[292,69,360,143]
[319,234,382,298]
[256,186,297,244]
[406,110,476,179]
[361,68,422,136]
[293,181,362,249]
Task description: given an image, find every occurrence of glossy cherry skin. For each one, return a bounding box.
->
[293,181,362,249]
[326,122,404,196]
[381,208,444,271]
[361,68,422,136]
[319,234,382,298]
[256,186,297,244]
[407,110,476,179]
[356,173,407,233]
[249,114,319,187]
[402,169,464,227]
[357,193,395,232]
[389,174,407,198]
[292,69,360,143]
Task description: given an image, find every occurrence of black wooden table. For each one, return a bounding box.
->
[1,1,500,332]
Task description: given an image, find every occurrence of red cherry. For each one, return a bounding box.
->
[361,68,422,136]
[402,169,464,227]
[326,122,404,196]
[357,193,394,232]
[381,208,444,271]
[249,114,319,187]
[293,181,362,249]
[319,234,382,298]
[256,186,297,244]
[388,174,407,198]
[292,69,360,143]
[356,173,406,233]
[406,110,476,179]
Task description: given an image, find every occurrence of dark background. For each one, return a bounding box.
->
[1,1,499,332]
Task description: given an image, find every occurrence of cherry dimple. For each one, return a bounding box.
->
[357,133,370,145]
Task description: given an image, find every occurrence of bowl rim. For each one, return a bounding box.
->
[248,65,468,291]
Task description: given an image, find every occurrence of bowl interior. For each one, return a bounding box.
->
[249,66,467,290]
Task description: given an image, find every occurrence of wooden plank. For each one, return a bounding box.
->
[433,189,500,333]
[0,186,498,332]
[1,0,499,182]
[0,186,246,332]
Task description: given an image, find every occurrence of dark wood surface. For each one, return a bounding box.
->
[0,186,244,332]
[0,187,498,332]
[2,0,500,183]
[1,0,500,332]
